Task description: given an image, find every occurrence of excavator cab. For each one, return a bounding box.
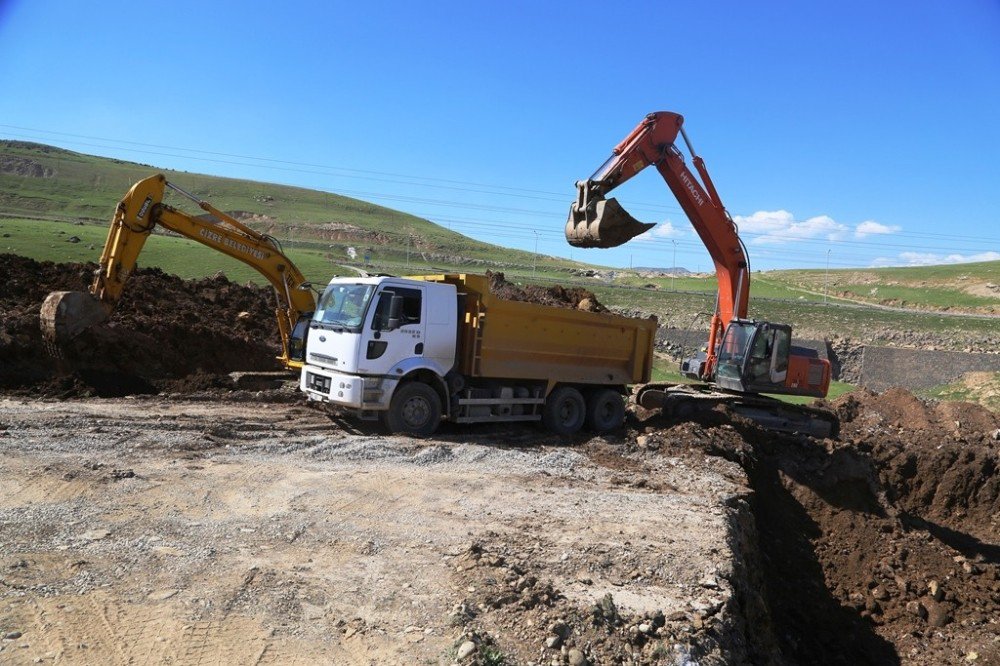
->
[714,321,827,398]
[565,180,654,249]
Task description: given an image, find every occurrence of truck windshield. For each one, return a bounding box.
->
[313,284,374,329]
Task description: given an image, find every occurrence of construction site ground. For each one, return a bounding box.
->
[1,257,999,665]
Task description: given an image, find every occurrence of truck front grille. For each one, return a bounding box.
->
[306,372,332,393]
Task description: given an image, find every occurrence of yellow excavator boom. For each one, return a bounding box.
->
[41,174,316,369]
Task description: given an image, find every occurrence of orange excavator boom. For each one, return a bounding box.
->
[566,111,749,379]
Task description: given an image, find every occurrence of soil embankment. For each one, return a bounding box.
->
[0,255,283,397]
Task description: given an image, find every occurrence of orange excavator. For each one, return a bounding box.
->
[566,111,836,436]
[40,174,315,369]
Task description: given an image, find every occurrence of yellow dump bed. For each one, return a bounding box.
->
[414,274,656,387]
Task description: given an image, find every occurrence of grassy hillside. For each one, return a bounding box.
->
[0,140,585,279]
[767,263,1000,314]
[613,263,1000,315]
[920,371,1000,413]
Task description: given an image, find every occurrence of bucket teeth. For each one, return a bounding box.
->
[565,197,654,249]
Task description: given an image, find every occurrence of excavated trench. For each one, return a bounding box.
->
[634,392,1000,665]
[3,257,999,663]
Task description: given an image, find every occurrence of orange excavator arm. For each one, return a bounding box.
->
[566,111,749,377]
[41,174,315,369]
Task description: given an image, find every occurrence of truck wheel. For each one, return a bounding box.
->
[586,389,625,433]
[542,386,586,435]
[384,382,442,437]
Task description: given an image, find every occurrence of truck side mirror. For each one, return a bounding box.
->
[386,294,404,330]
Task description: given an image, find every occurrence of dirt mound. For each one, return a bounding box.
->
[487,271,608,313]
[0,254,282,397]
[835,388,1000,546]
[631,392,1000,665]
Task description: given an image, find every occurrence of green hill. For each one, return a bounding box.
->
[0,140,586,284]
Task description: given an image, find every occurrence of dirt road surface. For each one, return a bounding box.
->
[0,397,746,665]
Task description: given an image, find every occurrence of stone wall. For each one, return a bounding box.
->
[859,346,1000,392]
[657,329,829,361]
[656,328,1000,392]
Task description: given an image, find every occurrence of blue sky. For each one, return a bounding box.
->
[1,0,998,271]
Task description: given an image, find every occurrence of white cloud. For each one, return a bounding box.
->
[855,220,901,238]
[635,220,683,242]
[733,210,901,245]
[650,220,682,238]
[733,210,848,245]
[871,251,1000,267]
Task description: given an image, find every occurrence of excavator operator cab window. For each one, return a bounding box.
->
[770,326,790,383]
[716,322,754,381]
[748,325,773,384]
[745,324,792,387]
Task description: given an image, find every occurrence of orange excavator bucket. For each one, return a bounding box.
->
[40,291,109,343]
[565,181,654,249]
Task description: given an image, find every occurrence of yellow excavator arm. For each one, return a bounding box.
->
[41,174,316,369]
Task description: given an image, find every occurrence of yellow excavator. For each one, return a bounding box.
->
[40,174,316,368]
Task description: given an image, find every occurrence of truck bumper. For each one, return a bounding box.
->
[300,366,393,410]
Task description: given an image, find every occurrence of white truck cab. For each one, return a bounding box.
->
[300,276,457,431]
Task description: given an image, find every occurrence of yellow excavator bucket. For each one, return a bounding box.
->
[565,193,654,249]
[40,291,109,343]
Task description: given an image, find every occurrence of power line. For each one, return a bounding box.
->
[9,124,1000,246]
[2,127,998,264]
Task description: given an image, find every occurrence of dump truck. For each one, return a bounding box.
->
[299,273,656,436]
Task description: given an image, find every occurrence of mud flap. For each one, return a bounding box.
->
[565,196,654,249]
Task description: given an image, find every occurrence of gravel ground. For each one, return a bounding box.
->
[0,397,747,665]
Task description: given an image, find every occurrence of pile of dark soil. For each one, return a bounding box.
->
[0,254,282,398]
[486,271,608,313]
[630,391,1000,664]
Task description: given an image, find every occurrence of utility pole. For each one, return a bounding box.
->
[406,234,411,270]
[824,248,831,305]
[671,240,677,292]
[630,254,633,270]
[532,231,538,278]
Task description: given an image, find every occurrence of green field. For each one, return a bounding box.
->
[770,262,1000,312]
[0,217,351,286]
[919,372,1000,412]
[0,140,588,278]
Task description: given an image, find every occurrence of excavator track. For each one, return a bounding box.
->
[636,382,838,439]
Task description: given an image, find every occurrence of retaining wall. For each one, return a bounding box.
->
[859,346,1000,392]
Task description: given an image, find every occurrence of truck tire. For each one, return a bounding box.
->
[384,382,442,437]
[542,386,586,435]
[586,388,625,433]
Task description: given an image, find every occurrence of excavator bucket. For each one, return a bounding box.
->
[40,291,109,343]
[565,195,654,249]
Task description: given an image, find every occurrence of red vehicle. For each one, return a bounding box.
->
[566,111,835,436]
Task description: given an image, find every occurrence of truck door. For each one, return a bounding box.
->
[362,285,425,375]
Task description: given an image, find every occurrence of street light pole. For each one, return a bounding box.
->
[671,240,677,292]
[532,231,538,278]
[824,248,831,304]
